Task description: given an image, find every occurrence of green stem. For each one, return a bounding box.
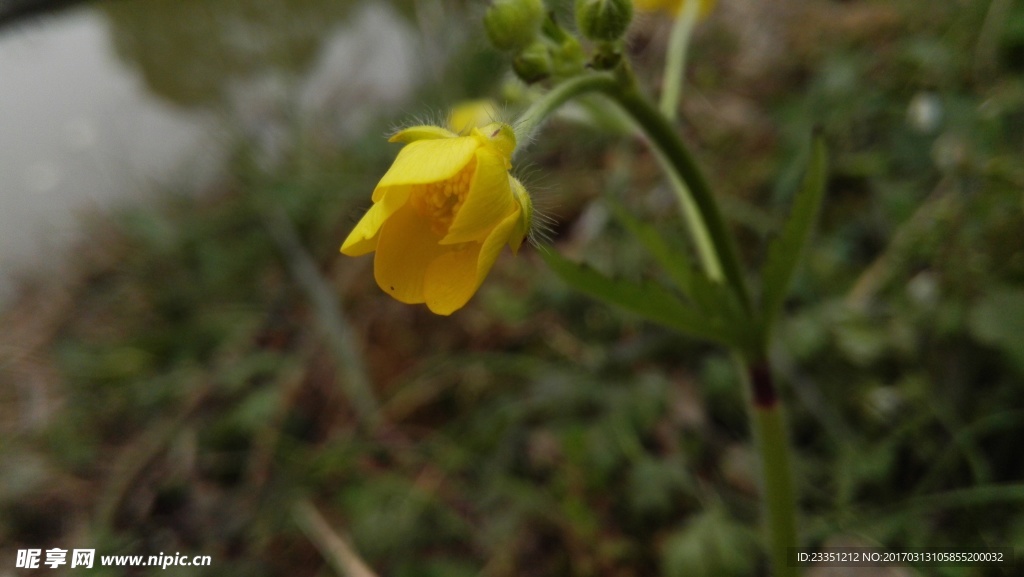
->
[520,67,798,574]
[654,0,716,279]
[659,0,700,120]
[741,357,799,577]
[515,71,751,313]
[608,81,753,313]
[654,143,724,281]
[514,73,622,158]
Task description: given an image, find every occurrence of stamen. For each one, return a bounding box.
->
[411,160,475,236]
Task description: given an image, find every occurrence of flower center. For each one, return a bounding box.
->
[411,160,475,236]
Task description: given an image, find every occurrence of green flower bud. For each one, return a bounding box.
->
[512,41,553,84]
[575,0,633,42]
[484,0,546,52]
[551,36,586,76]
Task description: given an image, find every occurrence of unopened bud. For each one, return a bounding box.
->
[484,0,546,52]
[512,41,553,83]
[575,0,633,42]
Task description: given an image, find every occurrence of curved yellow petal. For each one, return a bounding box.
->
[373,204,446,305]
[423,208,521,315]
[441,147,515,245]
[375,136,479,195]
[341,186,411,255]
[422,245,482,315]
[340,222,379,256]
[389,125,459,143]
[447,100,498,135]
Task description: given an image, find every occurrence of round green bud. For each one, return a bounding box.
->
[512,41,553,83]
[575,0,633,42]
[550,36,586,77]
[483,0,546,52]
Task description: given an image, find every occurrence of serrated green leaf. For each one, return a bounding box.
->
[540,247,740,347]
[605,199,697,297]
[687,265,747,321]
[605,199,751,346]
[760,134,828,330]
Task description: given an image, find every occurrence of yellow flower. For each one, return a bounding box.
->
[633,0,716,17]
[341,122,532,315]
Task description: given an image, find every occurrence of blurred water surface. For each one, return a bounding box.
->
[0,0,428,303]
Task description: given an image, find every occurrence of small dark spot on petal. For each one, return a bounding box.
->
[390,286,395,291]
[491,128,500,137]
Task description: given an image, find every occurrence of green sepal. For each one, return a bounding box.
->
[575,0,633,42]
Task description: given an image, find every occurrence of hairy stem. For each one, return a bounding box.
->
[606,80,753,314]
[515,71,751,313]
[513,73,621,158]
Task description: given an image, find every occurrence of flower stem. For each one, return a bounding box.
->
[742,357,799,577]
[654,1,714,278]
[651,141,724,282]
[514,72,751,312]
[660,0,701,120]
[513,73,622,158]
[520,68,799,575]
[605,80,753,314]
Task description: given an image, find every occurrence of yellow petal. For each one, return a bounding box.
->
[633,0,671,10]
[373,204,448,305]
[481,205,524,268]
[341,186,411,255]
[374,136,479,199]
[389,125,459,143]
[634,0,715,16]
[422,246,481,315]
[441,147,515,245]
[447,100,499,135]
[423,208,521,315]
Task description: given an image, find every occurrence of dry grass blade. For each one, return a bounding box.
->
[261,205,381,430]
[293,499,380,577]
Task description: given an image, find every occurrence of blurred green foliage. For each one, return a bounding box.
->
[2,0,1024,576]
